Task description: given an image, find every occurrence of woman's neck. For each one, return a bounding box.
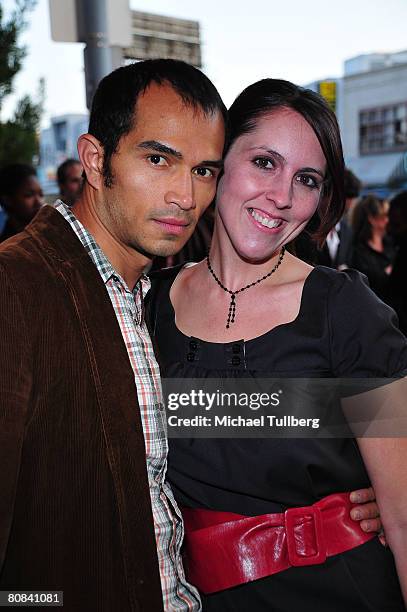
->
[208,219,285,291]
[368,231,384,253]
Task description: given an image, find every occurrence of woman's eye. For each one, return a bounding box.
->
[296,174,319,189]
[148,155,167,166]
[253,157,274,170]
[193,167,213,178]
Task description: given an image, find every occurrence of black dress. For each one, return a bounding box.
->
[148,265,407,612]
[351,239,395,301]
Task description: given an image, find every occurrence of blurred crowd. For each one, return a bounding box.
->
[0,160,406,335]
[296,169,407,336]
[316,170,407,336]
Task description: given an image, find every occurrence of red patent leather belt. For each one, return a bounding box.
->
[181,492,375,594]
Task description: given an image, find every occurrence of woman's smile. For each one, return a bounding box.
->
[247,207,285,232]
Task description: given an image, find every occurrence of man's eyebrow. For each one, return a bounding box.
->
[251,146,325,178]
[137,140,182,159]
[200,159,224,169]
[138,140,223,169]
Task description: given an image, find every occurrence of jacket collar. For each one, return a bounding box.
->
[26,204,97,267]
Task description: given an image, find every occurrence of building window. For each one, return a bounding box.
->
[359,102,407,154]
[53,121,67,153]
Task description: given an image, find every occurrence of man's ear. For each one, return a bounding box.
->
[77,134,104,190]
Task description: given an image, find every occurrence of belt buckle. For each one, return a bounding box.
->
[284,505,326,567]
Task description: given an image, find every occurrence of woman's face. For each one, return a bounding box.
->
[369,201,389,234]
[216,107,327,262]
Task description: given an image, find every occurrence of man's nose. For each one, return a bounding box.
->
[165,171,195,210]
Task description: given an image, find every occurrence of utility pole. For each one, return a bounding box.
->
[80,0,113,109]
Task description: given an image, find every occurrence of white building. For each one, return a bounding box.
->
[38,114,88,195]
[306,51,407,195]
[341,51,407,194]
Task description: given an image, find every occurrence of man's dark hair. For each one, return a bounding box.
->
[57,158,81,187]
[344,168,361,199]
[88,59,228,187]
[389,190,407,236]
[226,79,345,247]
[390,190,407,215]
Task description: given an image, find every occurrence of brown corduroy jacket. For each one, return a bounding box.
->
[0,206,164,611]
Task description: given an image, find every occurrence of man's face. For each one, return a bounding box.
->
[61,162,83,206]
[96,83,225,259]
[7,175,44,224]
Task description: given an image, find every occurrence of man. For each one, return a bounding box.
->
[0,59,226,611]
[316,168,361,269]
[56,158,83,207]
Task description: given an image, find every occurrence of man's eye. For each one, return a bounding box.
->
[193,167,213,178]
[296,174,319,189]
[253,157,274,170]
[148,155,167,166]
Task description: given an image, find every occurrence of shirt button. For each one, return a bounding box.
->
[186,352,195,362]
[231,356,241,366]
[189,340,198,350]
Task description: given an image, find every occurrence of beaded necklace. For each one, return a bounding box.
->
[206,246,286,329]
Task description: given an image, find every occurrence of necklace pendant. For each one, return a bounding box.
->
[207,247,285,332]
[226,293,236,328]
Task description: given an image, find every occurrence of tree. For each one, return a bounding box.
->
[0,0,44,166]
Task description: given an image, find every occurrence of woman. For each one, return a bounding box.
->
[351,194,395,300]
[149,79,407,610]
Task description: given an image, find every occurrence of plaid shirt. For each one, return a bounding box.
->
[55,202,200,611]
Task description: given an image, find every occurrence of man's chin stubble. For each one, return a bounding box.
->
[129,236,190,260]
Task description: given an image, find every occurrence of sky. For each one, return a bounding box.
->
[2,0,407,127]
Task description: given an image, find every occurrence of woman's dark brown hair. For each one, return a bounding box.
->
[226,79,345,246]
[352,195,386,244]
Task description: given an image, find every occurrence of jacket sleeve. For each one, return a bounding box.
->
[0,262,32,572]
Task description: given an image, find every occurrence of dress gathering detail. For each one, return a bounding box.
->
[147,264,407,612]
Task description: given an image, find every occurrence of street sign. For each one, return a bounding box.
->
[49,0,132,47]
[48,2,202,108]
[318,81,337,112]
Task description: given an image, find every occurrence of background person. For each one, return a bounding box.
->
[56,158,83,207]
[387,190,407,335]
[315,167,361,269]
[0,163,44,242]
[351,194,395,300]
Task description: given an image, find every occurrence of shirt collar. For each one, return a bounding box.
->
[54,199,150,297]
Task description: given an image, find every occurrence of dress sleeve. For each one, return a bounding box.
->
[327,268,407,378]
